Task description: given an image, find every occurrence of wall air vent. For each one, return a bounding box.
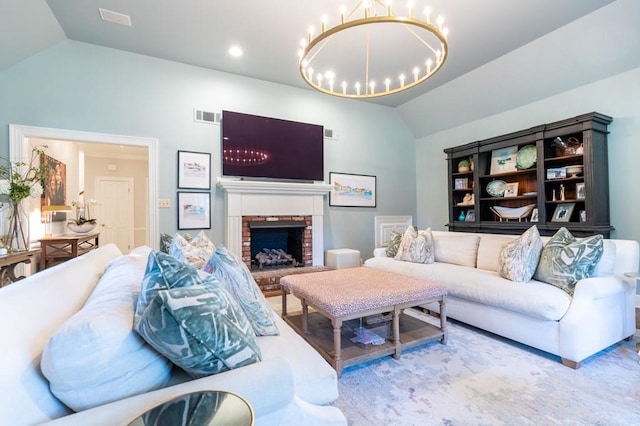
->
[324,128,338,140]
[194,109,222,125]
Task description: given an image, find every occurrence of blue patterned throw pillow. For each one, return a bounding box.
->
[202,245,279,336]
[497,225,543,282]
[135,284,261,378]
[533,227,604,295]
[134,251,261,378]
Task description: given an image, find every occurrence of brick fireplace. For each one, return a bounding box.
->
[217,178,333,294]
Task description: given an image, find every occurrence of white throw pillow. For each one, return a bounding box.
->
[476,235,514,272]
[41,253,173,411]
[394,227,434,264]
[433,234,480,267]
[497,225,544,282]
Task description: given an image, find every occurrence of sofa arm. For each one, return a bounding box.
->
[45,358,297,426]
[373,247,388,258]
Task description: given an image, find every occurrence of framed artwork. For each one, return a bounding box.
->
[40,154,67,222]
[177,191,211,229]
[579,210,587,222]
[454,178,468,190]
[530,208,539,222]
[465,210,476,221]
[177,150,211,190]
[490,146,518,175]
[504,182,519,197]
[547,167,567,180]
[576,182,585,199]
[329,172,376,207]
[552,203,575,222]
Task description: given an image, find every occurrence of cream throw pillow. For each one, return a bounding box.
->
[497,225,543,282]
[169,230,215,268]
[394,227,434,264]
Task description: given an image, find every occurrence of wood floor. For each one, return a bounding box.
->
[637,307,640,330]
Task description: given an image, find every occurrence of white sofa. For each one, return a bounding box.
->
[365,230,639,368]
[0,244,346,426]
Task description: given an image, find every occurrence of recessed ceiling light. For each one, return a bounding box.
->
[228,46,243,58]
[99,8,132,27]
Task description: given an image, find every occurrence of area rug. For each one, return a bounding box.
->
[330,312,640,426]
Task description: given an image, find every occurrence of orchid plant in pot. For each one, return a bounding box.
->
[68,195,100,233]
[0,146,48,252]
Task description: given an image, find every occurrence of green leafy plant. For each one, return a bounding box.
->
[0,146,48,204]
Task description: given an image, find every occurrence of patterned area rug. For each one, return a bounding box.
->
[268,297,640,425]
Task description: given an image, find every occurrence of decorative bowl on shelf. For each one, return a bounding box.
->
[67,223,97,233]
[490,204,536,221]
[566,165,583,177]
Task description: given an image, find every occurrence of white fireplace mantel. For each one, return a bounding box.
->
[217,178,332,265]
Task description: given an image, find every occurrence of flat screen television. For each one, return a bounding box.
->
[221,110,324,181]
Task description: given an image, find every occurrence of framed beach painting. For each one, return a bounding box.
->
[177,150,211,190]
[329,172,376,207]
[177,191,211,229]
[490,146,518,175]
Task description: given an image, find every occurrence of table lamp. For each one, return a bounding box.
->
[41,205,72,238]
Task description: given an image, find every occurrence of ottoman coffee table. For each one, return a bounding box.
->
[280,267,447,377]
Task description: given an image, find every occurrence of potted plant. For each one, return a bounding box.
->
[68,196,99,233]
[457,159,470,173]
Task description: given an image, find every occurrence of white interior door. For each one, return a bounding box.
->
[95,176,134,253]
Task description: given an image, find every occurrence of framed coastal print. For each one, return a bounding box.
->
[329,172,376,207]
[177,150,211,190]
[530,208,539,222]
[504,182,519,197]
[177,192,211,229]
[490,146,518,175]
[551,203,575,223]
[454,178,468,190]
[576,182,585,199]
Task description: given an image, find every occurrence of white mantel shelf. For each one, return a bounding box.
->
[217,177,333,195]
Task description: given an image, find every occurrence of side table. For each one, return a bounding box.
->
[127,390,254,425]
[38,232,100,270]
[623,272,640,364]
[0,248,40,287]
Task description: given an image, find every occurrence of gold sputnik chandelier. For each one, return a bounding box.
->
[298,0,449,99]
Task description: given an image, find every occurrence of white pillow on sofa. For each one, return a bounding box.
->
[433,234,480,267]
[41,251,173,412]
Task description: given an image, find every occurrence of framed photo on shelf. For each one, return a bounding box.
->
[546,167,567,180]
[465,210,476,221]
[530,208,539,222]
[490,146,518,175]
[329,172,376,207]
[504,182,519,197]
[177,191,211,229]
[551,203,575,223]
[579,210,587,222]
[454,178,468,190]
[576,182,585,199]
[177,150,211,190]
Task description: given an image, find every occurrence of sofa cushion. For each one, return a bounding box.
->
[202,245,279,336]
[497,225,543,282]
[385,230,403,257]
[433,234,480,267]
[476,235,514,272]
[41,251,173,412]
[364,257,571,321]
[394,227,434,264]
[169,231,215,268]
[593,239,616,277]
[135,283,261,379]
[533,227,604,295]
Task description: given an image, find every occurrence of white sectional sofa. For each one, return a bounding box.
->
[0,244,346,426]
[365,230,639,368]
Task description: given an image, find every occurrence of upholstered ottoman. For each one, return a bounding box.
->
[280,267,447,376]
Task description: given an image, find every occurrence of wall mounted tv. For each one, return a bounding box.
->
[221,110,324,182]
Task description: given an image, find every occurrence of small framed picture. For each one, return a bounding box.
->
[177,150,211,190]
[177,191,211,229]
[454,178,468,190]
[552,203,575,222]
[579,210,587,222]
[530,208,539,222]
[465,210,476,221]
[504,182,519,197]
[547,167,567,180]
[576,182,585,199]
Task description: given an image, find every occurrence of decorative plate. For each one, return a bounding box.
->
[515,145,537,170]
[486,180,507,197]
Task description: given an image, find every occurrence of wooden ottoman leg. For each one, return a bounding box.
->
[439,295,448,345]
[332,318,343,377]
[301,299,309,334]
[281,286,288,317]
[392,306,401,359]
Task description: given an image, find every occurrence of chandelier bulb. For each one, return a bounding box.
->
[424,7,431,23]
[340,5,346,23]
[443,27,449,38]
[407,1,414,18]
[426,58,433,74]
[437,15,444,30]
[341,81,347,95]
[399,73,406,87]
[385,78,391,92]
[321,15,328,32]
[369,81,376,95]
[355,82,361,96]
[413,67,419,82]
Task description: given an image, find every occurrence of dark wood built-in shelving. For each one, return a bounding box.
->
[444,112,613,237]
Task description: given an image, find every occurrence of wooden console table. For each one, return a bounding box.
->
[38,232,100,270]
[0,249,40,287]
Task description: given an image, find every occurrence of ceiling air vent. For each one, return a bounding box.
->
[99,8,132,26]
[194,109,221,125]
[324,128,338,140]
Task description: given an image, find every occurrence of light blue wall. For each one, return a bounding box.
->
[0,40,417,258]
